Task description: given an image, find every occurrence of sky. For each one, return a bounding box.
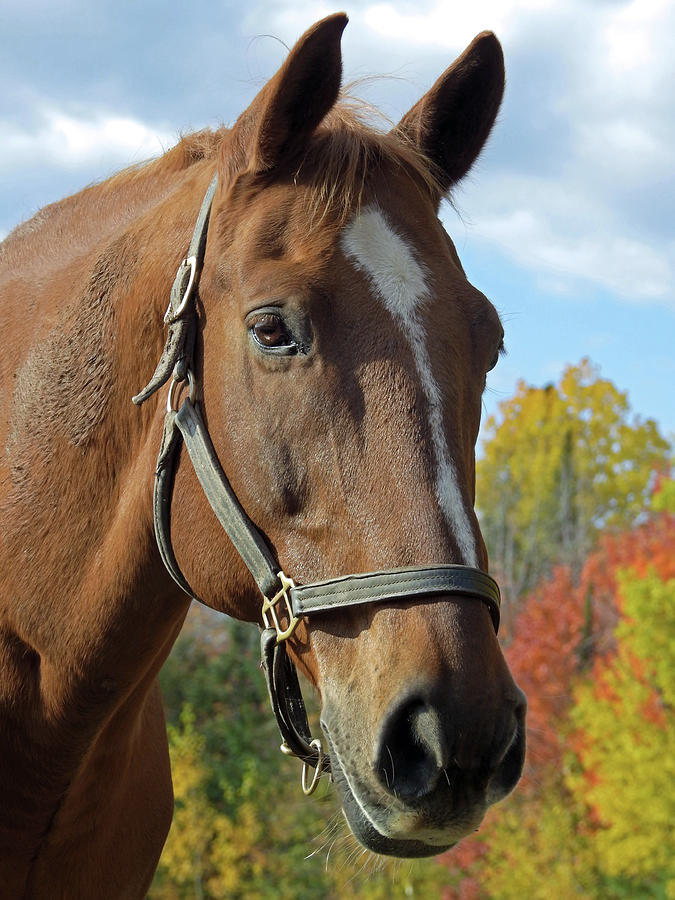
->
[2,0,673,445]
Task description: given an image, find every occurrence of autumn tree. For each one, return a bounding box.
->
[477,358,670,624]
[440,488,675,899]
[475,552,675,898]
[151,607,451,899]
[150,706,225,900]
[569,502,675,897]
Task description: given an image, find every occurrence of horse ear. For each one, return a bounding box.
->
[222,13,348,181]
[395,32,504,195]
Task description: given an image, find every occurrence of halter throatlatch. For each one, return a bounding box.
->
[134,173,501,796]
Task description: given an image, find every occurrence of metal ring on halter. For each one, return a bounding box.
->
[164,255,198,324]
[301,739,325,796]
[167,369,197,413]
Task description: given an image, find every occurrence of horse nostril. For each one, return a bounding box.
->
[374,697,446,802]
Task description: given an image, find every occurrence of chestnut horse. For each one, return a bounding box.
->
[0,13,525,899]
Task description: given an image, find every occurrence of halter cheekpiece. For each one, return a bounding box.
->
[133,174,501,795]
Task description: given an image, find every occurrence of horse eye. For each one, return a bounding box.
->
[249,313,295,351]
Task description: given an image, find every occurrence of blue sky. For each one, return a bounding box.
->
[2,0,673,444]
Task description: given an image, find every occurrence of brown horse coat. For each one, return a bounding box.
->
[0,14,525,898]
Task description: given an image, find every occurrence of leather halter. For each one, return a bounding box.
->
[133,174,501,793]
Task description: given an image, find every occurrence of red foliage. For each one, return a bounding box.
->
[641,693,667,728]
[504,565,584,773]
[438,511,674,886]
[504,511,674,779]
[439,834,490,899]
[441,880,482,900]
[579,511,675,625]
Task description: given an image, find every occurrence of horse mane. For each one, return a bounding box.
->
[299,91,443,222]
[0,128,224,277]
[165,91,442,223]
[1,88,441,277]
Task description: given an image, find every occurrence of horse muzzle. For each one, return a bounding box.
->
[320,674,526,857]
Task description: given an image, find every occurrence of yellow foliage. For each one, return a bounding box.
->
[150,706,224,899]
[570,570,675,892]
[205,770,267,899]
[477,359,671,609]
[652,477,675,514]
[479,784,598,900]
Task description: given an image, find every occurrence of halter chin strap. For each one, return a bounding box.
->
[134,173,501,794]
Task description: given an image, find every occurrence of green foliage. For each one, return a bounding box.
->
[150,609,450,899]
[152,705,224,899]
[478,777,598,900]
[652,475,675,514]
[157,612,282,816]
[570,568,675,895]
[477,359,670,617]
[478,773,674,900]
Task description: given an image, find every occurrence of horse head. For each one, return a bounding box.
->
[158,14,525,857]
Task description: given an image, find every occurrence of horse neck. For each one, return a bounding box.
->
[0,151,222,701]
[2,132,222,278]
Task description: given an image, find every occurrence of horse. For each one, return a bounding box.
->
[0,13,526,898]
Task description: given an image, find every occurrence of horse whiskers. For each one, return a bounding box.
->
[329,832,364,873]
[305,810,344,860]
[309,809,343,841]
[343,840,369,875]
[353,847,374,880]
[304,810,360,871]
[324,835,339,871]
[305,830,340,869]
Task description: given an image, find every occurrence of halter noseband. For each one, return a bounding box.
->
[133,175,501,794]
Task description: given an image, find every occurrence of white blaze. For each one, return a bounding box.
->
[341,206,478,567]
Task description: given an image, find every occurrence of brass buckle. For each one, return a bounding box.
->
[261,571,299,642]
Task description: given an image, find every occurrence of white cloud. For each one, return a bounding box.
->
[348,0,675,307]
[604,0,670,73]
[1,107,175,172]
[575,118,670,184]
[454,172,674,304]
[2,1,674,310]
[361,0,556,47]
